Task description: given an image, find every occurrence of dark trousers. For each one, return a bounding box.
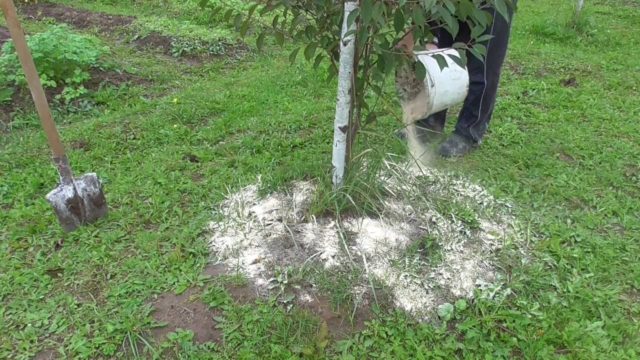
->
[428,6,516,143]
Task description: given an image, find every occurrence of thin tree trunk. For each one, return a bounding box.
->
[332,1,358,188]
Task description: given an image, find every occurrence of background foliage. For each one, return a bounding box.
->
[0,24,108,103]
[201,0,515,149]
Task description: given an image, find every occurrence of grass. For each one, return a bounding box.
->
[1,0,639,358]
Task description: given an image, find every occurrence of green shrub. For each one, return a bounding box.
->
[0,25,109,103]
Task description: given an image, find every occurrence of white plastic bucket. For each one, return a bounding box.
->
[414,48,469,116]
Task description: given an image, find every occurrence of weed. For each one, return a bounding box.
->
[402,235,444,266]
[0,25,109,104]
[170,38,226,58]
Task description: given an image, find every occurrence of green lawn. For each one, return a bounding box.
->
[1,0,639,359]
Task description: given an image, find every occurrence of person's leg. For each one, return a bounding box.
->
[440,6,516,157]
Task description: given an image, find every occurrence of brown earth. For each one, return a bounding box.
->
[150,287,224,344]
[561,76,578,87]
[558,151,577,164]
[33,349,58,360]
[70,139,91,151]
[18,3,135,31]
[148,263,373,349]
[133,32,174,55]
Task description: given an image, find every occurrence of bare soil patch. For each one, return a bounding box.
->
[33,349,57,360]
[86,69,148,90]
[70,139,91,151]
[150,287,223,344]
[148,263,257,346]
[133,32,173,54]
[561,76,578,87]
[19,3,134,31]
[558,151,577,164]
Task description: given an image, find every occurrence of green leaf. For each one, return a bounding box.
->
[437,303,454,321]
[247,3,259,18]
[443,0,456,13]
[209,7,222,17]
[313,53,324,69]
[275,31,285,46]
[432,54,448,71]
[438,7,459,38]
[412,5,426,25]
[494,0,511,22]
[240,18,251,37]
[289,14,305,33]
[304,42,317,61]
[469,47,483,61]
[455,299,468,311]
[474,43,487,57]
[304,25,316,39]
[458,0,475,20]
[256,32,266,51]
[452,41,467,49]
[288,47,300,64]
[365,111,378,125]
[223,8,234,22]
[360,0,374,25]
[448,53,466,69]
[476,34,494,43]
[393,9,405,34]
[421,0,436,10]
[372,2,385,26]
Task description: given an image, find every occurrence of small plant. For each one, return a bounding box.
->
[170,38,226,58]
[268,266,303,310]
[0,25,108,103]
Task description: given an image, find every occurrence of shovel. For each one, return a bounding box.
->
[1,0,108,232]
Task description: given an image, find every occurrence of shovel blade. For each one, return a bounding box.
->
[46,173,108,232]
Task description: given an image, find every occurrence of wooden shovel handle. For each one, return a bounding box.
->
[1,0,65,158]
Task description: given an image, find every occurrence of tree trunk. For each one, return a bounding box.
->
[332,1,358,188]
